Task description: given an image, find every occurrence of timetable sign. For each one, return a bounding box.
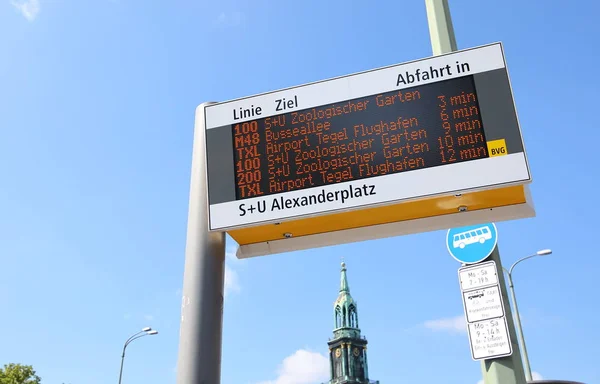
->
[203,42,531,231]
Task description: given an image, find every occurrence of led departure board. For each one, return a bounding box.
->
[231,75,488,200]
[203,43,531,232]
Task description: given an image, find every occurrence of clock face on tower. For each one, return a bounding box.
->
[353,347,360,357]
[335,348,341,358]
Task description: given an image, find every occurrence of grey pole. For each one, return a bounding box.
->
[425,0,457,54]
[176,102,226,384]
[118,350,126,384]
[118,333,141,384]
[505,271,532,382]
[118,329,158,384]
[503,251,551,382]
[425,1,526,383]
[482,247,527,384]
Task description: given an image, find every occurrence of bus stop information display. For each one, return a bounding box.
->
[203,43,531,231]
[233,75,484,199]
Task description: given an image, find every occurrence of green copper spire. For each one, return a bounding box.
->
[333,262,359,333]
[340,262,350,293]
[325,262,379,384]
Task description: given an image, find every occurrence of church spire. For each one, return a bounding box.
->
[333,262,358,332]
[325,262,377,384]
[340,262,350,293]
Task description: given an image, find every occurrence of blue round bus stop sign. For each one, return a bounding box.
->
[446,223,498,264]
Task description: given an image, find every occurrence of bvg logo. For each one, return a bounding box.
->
[486,139,507,157]
[491,147,506,156]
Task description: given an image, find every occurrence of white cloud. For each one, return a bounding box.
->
[224,264,240,297]
[476,371,542,384]
[223,240,241,297]
[257,349,329,384]
[225,241,240,262]
[214,11,244,27]
[423,315,467,334]
[11,0,40,21]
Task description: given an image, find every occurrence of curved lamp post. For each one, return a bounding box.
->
[118,327,159,384]
[503,249,552,383]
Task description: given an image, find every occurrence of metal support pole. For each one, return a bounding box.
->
[118,349,126,384]
[176,102,226,384]
[118,331,155,384]
[425,1,526,382]
[506,272,533,382]
[425,0,457,55]
[481,247,527,384]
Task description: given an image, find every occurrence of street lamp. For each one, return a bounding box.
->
[118,327,159,384]
[503,249,552,383]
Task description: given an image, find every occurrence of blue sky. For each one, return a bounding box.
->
[1,1,599,384]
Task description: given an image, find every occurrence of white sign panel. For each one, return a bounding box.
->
[203,42,531,232]
[204,44,505,129]
[463,286,504,323]
[458,261,498,291]
[458,260,513,360]
[467,318,512,360]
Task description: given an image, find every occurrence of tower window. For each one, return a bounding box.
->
[348,305,357,328]
[335,360,342,377]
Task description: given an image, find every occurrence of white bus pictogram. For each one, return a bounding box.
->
[452,226,492,249]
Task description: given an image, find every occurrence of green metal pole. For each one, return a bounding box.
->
[424,1,527,383]
[425,0,457,55]
[506,271,533,382]
[481,247,527,384]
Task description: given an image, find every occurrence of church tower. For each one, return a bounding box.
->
[325,262,379,384]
